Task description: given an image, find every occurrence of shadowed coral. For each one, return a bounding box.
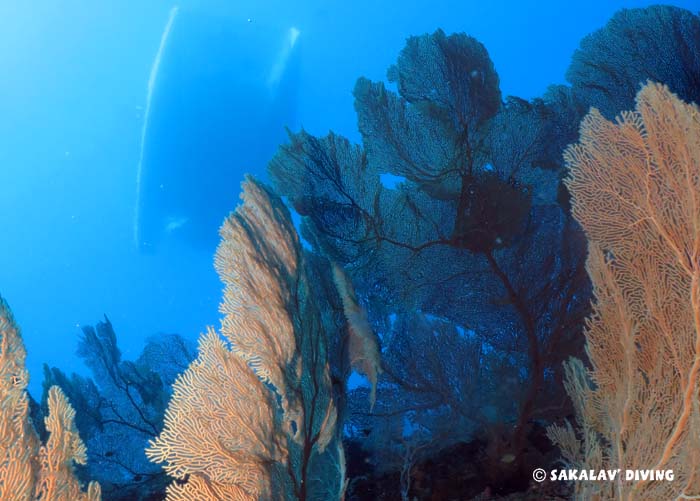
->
[270,29,591,476]
[147,178,345,500]
[0,296,100,500]
[548,82,700,499]
[41,321,195,500]
[567,6,700,119]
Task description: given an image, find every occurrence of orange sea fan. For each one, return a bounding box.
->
[548,82,700,500]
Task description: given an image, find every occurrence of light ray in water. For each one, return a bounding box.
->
[133,6,179,249]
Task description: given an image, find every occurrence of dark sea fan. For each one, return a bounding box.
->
[567,5,700,118]
[270,27,591,496]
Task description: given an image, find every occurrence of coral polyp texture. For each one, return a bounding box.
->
[548,82,700,500]
[0,297,101,500]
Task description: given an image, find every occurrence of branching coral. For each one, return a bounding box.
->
[36,386,102,501]
[567,6,700,119]
[41,321,195,500]
[147,178,345,500]
[0,296,100,500]
[548,82,700,499]
[270,29,591,471]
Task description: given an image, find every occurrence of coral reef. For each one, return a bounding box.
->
[549,82,700,499]
[567,6,700,119]
[269,29,590,486]
[42,320,195,500]
[146,179,346,500]
[5,5,699,500]
[0,296,101,500]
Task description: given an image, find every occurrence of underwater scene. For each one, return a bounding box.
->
[1,1,700,499]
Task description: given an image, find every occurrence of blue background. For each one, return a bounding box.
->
[0,0,696,395]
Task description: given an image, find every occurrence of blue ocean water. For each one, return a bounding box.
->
[3,0,691,397]
[0,1,698,498]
